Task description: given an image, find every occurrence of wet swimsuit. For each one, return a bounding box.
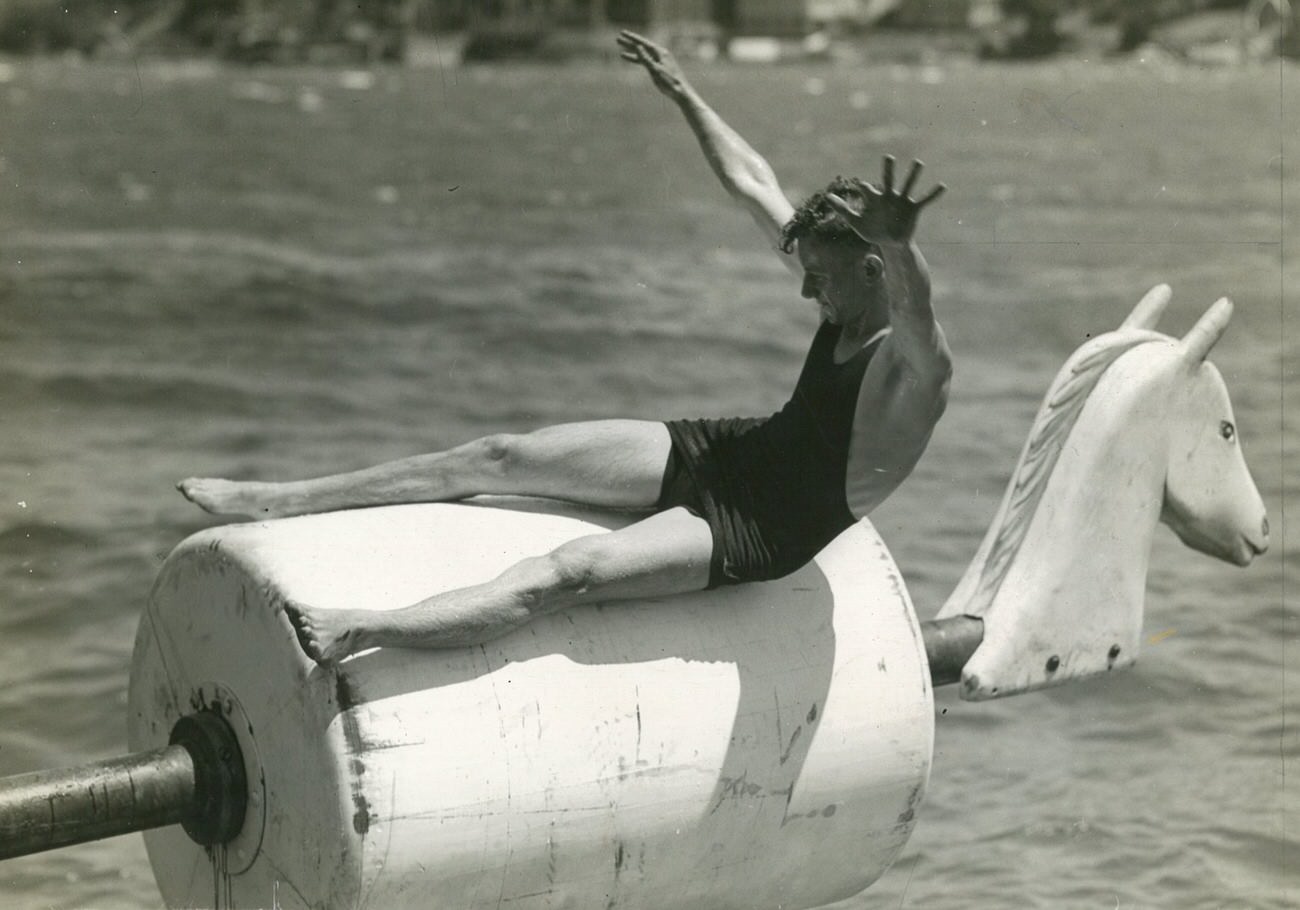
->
[657,321,885,587]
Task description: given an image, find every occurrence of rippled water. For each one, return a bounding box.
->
[0,54,1294,908]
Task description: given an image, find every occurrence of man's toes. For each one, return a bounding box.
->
[281,602,348,665]
[299,631,328,664]
[177,479,222,512]
[318,640,346,664]
[283,603,316,655]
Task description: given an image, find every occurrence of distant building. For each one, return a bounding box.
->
[456,0,811,36]
[730,0,808,36]
[886,0,972,30]
[426,0,983,35]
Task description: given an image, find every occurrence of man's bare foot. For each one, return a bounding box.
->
[284,602,373,665]
[177,478,287,519]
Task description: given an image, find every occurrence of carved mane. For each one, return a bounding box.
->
[963,333,1158,616]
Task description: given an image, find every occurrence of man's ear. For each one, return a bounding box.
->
[861,252,885,279]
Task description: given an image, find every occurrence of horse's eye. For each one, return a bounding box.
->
[1220,420,1236,442]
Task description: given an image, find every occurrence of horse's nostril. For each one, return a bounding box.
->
[1262,516,1270,539]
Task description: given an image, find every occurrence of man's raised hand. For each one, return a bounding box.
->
[826,156,946,243]
[617,30,691,100]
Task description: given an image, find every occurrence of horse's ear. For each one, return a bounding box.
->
[1180,297,1234,363]
[1122,284,1172,330]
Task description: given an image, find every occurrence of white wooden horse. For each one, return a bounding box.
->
[938,285,1269,699]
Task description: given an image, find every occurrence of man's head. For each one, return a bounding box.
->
[782,177,887,328]
[779,176,875,254]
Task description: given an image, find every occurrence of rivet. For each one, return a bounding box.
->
[1045,655,1060,673]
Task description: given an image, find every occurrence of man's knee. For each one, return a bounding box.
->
[466,433,521,479]
[519,538,607,612]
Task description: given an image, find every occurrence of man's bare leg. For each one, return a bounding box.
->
[285,506,713,663]
[178,419,672,519]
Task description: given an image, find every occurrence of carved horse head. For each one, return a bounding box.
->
[1151,296,1270,565]
[938,285,1268,699]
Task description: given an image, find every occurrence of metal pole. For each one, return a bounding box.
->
[0,711,246,862]
[920,615,984,687]
[0,745,196,860]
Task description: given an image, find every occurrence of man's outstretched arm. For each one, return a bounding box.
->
[826,157,950,379]
[618,30,799,275]
[828,158,952,517]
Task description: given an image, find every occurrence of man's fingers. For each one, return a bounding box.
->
[917,183,947,208]
[617,29,661,61]
[824,192,850,213]
[621,44,656,67]
[900,159,923,198]
[825,192,856,217]
[881,155,896,193]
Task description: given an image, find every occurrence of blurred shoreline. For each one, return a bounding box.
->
[1,7,1296,70]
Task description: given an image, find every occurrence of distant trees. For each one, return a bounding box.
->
[970,0,1293,58]
[0,0,1290,59]
[0,0,415,59]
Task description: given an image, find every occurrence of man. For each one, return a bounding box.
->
[178,31,951,664]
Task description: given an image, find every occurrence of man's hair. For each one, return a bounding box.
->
[778,176,874,254]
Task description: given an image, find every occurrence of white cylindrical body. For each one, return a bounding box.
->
[127,501,933,910]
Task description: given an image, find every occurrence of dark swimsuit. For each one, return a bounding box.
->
[657,321,884,588]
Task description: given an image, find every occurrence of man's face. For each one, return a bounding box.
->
[796,236,880,326]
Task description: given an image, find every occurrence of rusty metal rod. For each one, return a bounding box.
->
[0,745,195,860]
[921,615,984,688]
[0,711,245,862]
